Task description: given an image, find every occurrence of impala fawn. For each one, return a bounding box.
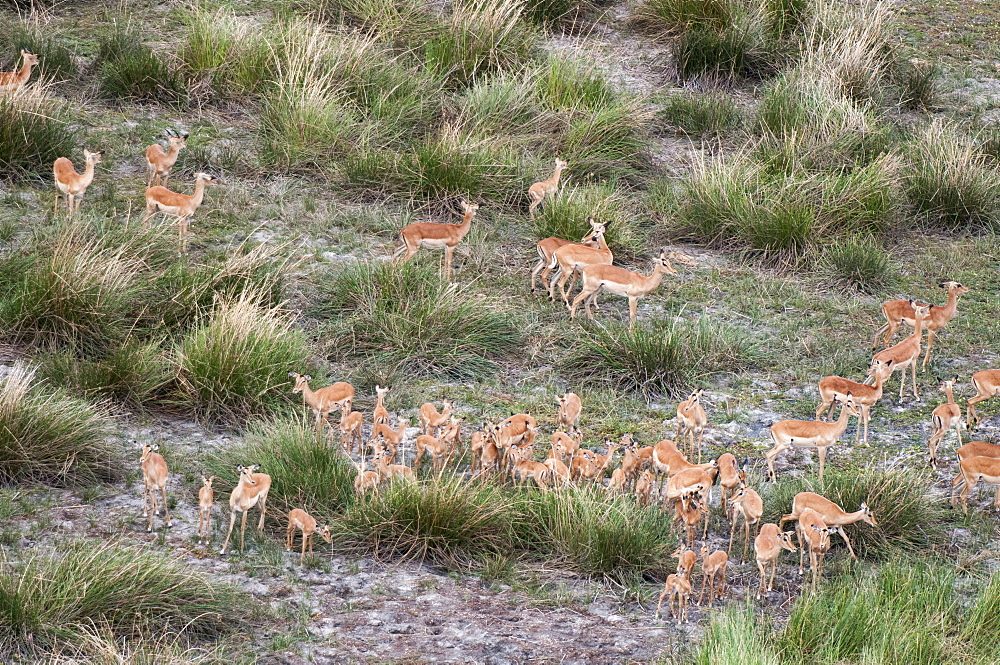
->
[527,158,567,217]
[197,475,215,546]
[145,130,188,187]
[140,443,170,532]
[286,508,332,563]
[53,149,103,217]
[0,50,40,93]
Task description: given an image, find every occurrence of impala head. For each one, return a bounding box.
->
[20,49,40,66]
[375,385,389,398]
[84,149,104,165]
[620,432,634,447]
[555,158,568,170]
[655,251,679,275]
[458,199,480,215]
[139,442,159,462]
[200,475,216,488]
[940,280,968,295]
[834,392,860,416]
[867,358,894,380]
[809,524,835,549]
[237,464,261,485]
[858,501,877,526]
[699,542,710,557]
[195,172,218,185]
[288,372,311,393]
[164,130,188,149]
[937,375,959,392]
[318,524,333,543]
[778,531,797,551]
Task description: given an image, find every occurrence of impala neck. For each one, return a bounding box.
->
[191,178,208,206]
[299,381,318,408]
[943,384,956,404]
[834,402,854,433]
[455,208,475,239]
[167,143,183,159]
[551,164,565,185]
[81,159,98,188]
[941,288,959,319]
[19,59,35,82]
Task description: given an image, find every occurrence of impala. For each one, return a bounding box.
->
[655,573,691,624]
[954,456,1000,514]
[871,302,930,399]
[510,444,551,489]
[729,483,763,562]
[716,453,743,519]
[531,218,602,294]
[872,281,968,369]
[698,544,728,606]
[527,158,567,218]
[220,464,272,555]
[289,372,355,436]
[634,470,655,506]
[143,172,218,253]
[286,509,331,563]
[353,458,381,496]
[651,438,718,489]
[754,523,796,598]
[674,492,706,546]
[764,394,860,482]
[548,223,612,304]
[816,357,893,445]
[950,441,1000,506]
[0,50,40,93]
[928,376,962,466]
[967,369,1000,429]
[53,149,103,217]
[393,200,479,280]
[676,389,708,459]
[145,130,188,187]
[370,417,408,462]
[338,402,363,454]
[779,492,876,560]
[372,385,391,427]
[375,449,414,482]
[197,475,215,546]
[672,544,697,582]
[419,399,455,436]
[797,507,835,591]
[556,391,582,432]
[140,443,169,533]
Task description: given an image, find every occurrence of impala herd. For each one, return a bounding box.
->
[5,48,999,625]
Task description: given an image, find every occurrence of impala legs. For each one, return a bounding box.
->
[922,331,937,370]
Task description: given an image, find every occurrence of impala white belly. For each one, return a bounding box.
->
[599,281,634,297]
[419,238,450,248]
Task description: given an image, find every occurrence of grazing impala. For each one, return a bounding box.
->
[531,218,603,294]
[764,394,860,482]
[928,376,963,466]
[220,464,271,555]
[527,158,567,217]
[143,172,218,252]
[871,302,931,399]
[286,508,331,563]
[548,223,612,304]
[53,149,103,217]
[393,200,479,281]
[754,523,796,598]
[570,251,691,330]
[145,130,188,187]
[780,492,877,560]
[0,50,40,93]
[950,441,1000,506]
[967,369,1000,429]
[872,281,968,369]
[816,358,893,446]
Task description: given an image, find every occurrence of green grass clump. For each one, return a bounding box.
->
[895,57,939,110]
[521,0,594,28]
[38,339,171,407]
[315,261,522,381]
[204,417,356,520]
[562,100,652,182]
[658,90,741,137]
[95,18,185,103]
[0,83,78,181]
[337,475,527,568]
[0,363,114,486]
[0,539,249,655]
[524,486,676,581]
[822,235,893,294]
[424,0,537,86]
[174,291,309,423]
[563,316,758,398]
[905,121,1000,231]
[457,73,547,142]
[537,55,616,112]
[307,0,433,36]
[0,21,77,81]
[761,467,946,559]
[531,182,640,254]
[693,604,781,665]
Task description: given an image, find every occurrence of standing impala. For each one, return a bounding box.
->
[954,455,1000,514]
[527,158,567,218]
[372,385,390,427]
[53,149,103,218]
[871,303,930,399]
[797,507,835,591]
[548,223,612,304]
[393,200,479,281]
[289,372,355,436]
[140,443,170,533]
[967,369,1000,429]
[928,376,962,466]
[697,544,728,606]
[950,441,1000,506]
[780,492,877,560]
[676,389,707,459]
[197,475,215,546]
[754,523,796,598]
[531,218,603,294]
[0,50,40,93]
[419,399,455,436]
[143,172,218,252]
[729,483,763,562]
[555,391,582,432]
[765,394,860,482]
[872,281,968,369]
[570,251,690,330]
[816,357,893,446]
[145,130,188,187]
[220,464,271,555]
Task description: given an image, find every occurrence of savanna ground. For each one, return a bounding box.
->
[1,0,1000,663]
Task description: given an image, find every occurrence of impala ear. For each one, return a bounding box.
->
[182,133,189,140]
[304,375,312,381]
[236,465,244,472]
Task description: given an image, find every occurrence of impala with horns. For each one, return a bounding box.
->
[145,129,188,187]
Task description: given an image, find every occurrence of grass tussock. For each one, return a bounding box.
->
[531,182,641,254]
[307,0,434,37]
[37,339,172,407]
[692,604,781,665]
[822,234,894,294]
[0,363,114,486]
[180,4,277,97]
[0,539,249,655]
[896,57,940,110]
[562,99,653,182]
[537,54,617,112]
[0,83,78,181]
[96,17,186,103]
[204,417,356,520]
[174,291,309,423]
[315,261,522,381]
[563,316,758,398]
[658,90,741,137]
[0,16,77,81]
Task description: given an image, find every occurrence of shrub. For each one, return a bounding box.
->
[524,486,676,580]
[314,261,522,381]
[658,90,741,137]
[337,475,527,568]
[0,363,114,486]
[174,291,309,423]
[562,316,758,398]
[0,83,78,180]
[95,18,185,103]
[562,100,652,182]
[204,417,356,521]
[0,539,248,654]
[424,0,537,86]
[761,467,947,559]
[905,121,1000,231]
[822,235,893,294]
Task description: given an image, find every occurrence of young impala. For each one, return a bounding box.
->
[871,281,968,369]
[286,508,331,563]
[764,394,860,482]
[527,158,567,218]
[797,507,836,591]
[780,492,877,560]
[197,475,215,546]
[555,391,582,431]
[548,223,612,304]
[871,302,930,399]
[372,385,391,427]
[816,358,893,446]
[419,399,455,436]
[531,218,603,294]
[655,573,691,624]
[145,130,188,187]
[754,523,796,598]
[676,389,707,459]
[928,376,963,466]
[729,483,763,562]
[220,464,272,555]
[140,443,170,532]
[53,149,103,218]
[698,544,728,606]
[143,172,218,252]
[0,50,40,93]
[393,200,479,281]
[950,441,1000,506]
